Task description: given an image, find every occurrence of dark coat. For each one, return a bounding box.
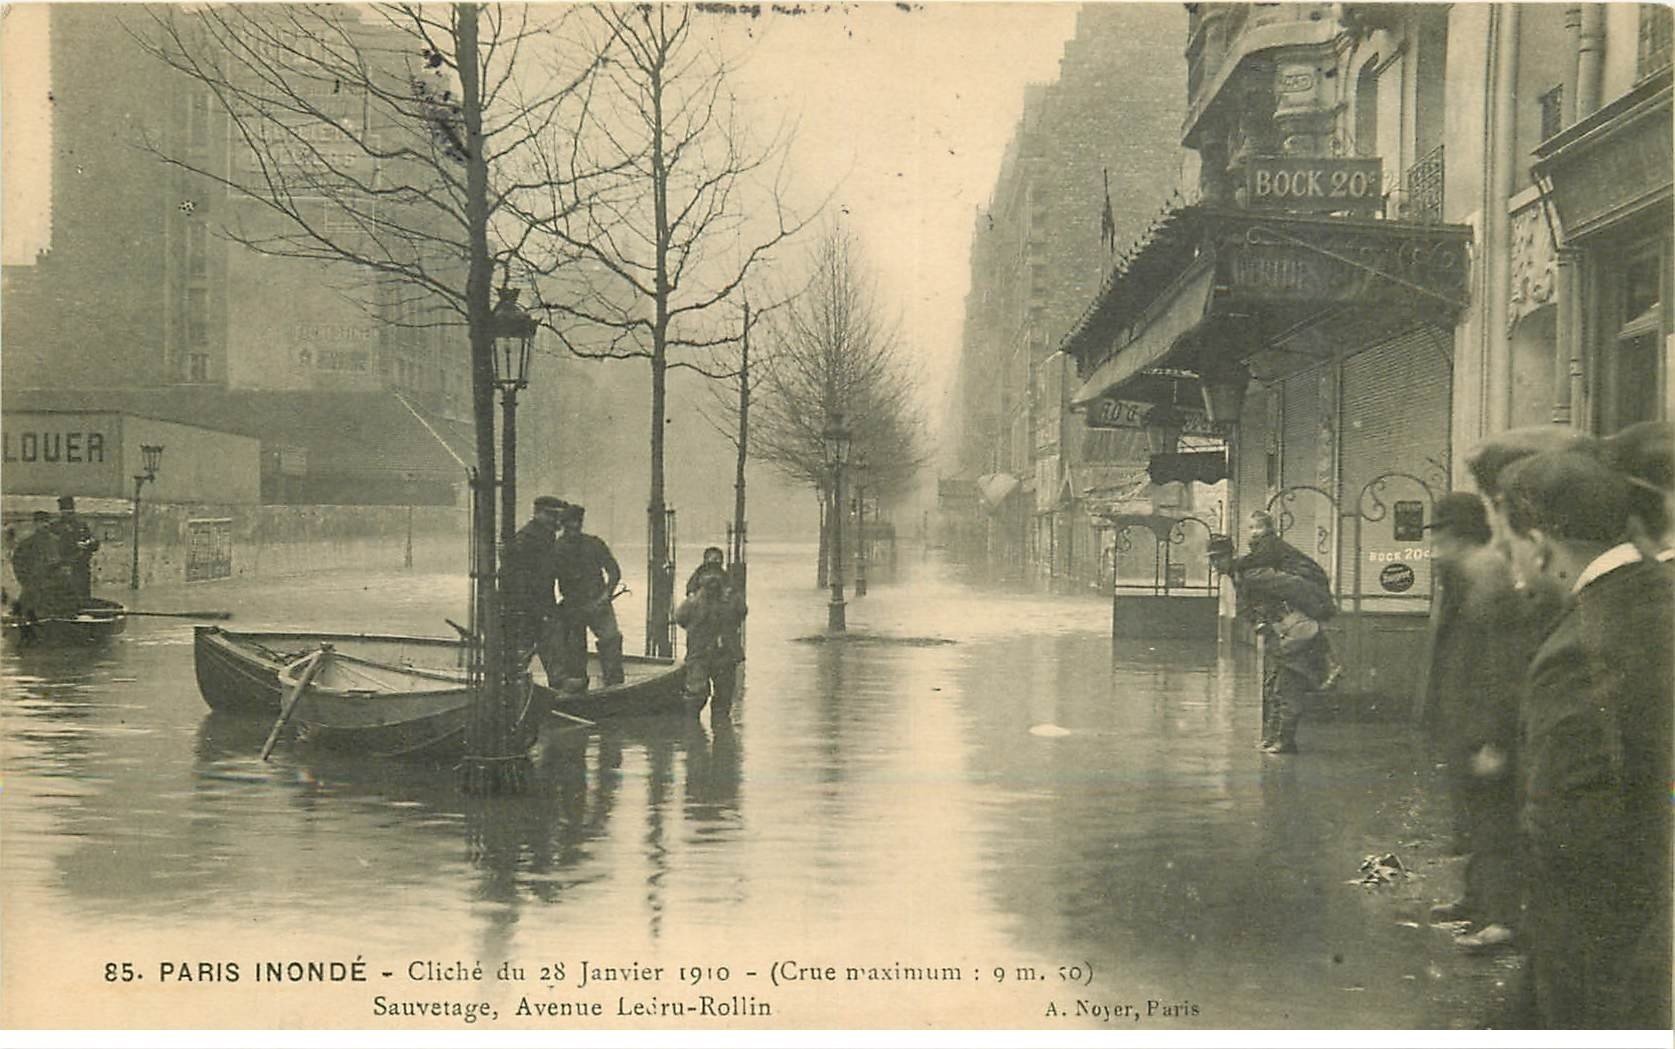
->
[1420,548,1563,759]
[554,532,621,605]
[675,585,747,664]
[1520,555,1673,1027]
[502,517,561,616]
[1522,556,1672,871]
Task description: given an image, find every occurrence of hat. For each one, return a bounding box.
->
[1500,450,1631,544]
[57,495,76,510]
[533,495,567,512]
[32,510,51,522]
[1207,533,1235,557]
[1423,492,1491,543]
[559,502,584,521]
[1465,426,1601,497]
[1602,421,1674,492]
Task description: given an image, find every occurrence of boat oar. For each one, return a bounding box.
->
[260,647,330,761]
[95,609,234,620]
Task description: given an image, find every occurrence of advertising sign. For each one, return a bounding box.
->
[1085,397,1228,436]
[1247,156,1384,215]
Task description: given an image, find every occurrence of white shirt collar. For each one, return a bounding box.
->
[1573,542,1644,593]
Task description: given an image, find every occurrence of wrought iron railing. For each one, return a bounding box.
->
[1404,144,1444,223]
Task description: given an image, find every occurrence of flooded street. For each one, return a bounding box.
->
[2,547,1516,1030]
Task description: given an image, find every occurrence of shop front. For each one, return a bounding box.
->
[1063,202,1471,701]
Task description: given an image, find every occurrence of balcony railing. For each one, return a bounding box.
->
[1404,144,1444,223]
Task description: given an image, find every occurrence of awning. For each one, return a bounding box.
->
[1532,67,1671,241]
[1061,205,1472,408]
[1070,262,1217,408]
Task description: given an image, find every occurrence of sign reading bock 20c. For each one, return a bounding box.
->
[1247,157,1383,215]
[1085,397,1229,436]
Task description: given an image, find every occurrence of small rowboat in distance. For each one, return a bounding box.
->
[2,597,128,646]
[194,626,465,716]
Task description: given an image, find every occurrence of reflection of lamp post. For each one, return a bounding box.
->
[403,471,418,570]
[852,454,869,597]
[129,444,164,590]
[822,412,851,633]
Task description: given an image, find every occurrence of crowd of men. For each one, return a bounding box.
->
[503,496,746,716]
[1217,421,1672,1029]
[6,495,102,620]
[1428,421,1671,1029]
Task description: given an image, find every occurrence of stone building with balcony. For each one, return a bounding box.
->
[1060,3,1670,701]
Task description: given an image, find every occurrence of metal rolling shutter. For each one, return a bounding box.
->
[1340,328,1452,603]
[1236,382,1273,535]
[1278,365,1327,560]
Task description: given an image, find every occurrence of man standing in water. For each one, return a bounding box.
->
[675,566,747,718]
[553,503,625,691]
[502,496,569,688]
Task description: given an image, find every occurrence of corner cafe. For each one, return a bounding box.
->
[1060,198,1470,699]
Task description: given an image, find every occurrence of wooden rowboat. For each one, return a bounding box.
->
[195,625,687,723]
[275,646,533,761]
[193,626,465,715]
[536,655,688,720]
[2,597,128,646]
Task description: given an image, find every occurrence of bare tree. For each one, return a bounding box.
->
[524,5,814,657]
[748,224,931,583]
[135,3,614,791]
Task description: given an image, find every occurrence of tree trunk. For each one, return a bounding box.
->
[645,38,673,658]
[732,302,749,595]
[458,2,526,794]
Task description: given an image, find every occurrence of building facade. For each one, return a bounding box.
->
[1061,3,1672,699]
[946,3,1190,585]
[0,5,496,509]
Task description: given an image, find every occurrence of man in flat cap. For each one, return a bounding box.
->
[502,495,569,687]
[553,503,625,691]
[47,494,99,608]
[1601,420,1674,560]
[1418,492,1562,953]
[1499,450,1672,1028]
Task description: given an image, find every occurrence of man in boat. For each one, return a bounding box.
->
[552,502,625,691]
[502,495,569,688]
[675,566,747,717]
[8,511,64,619]
[47,495,99,606]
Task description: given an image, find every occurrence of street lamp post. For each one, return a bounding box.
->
[852,454,868,597]
[822,412,851,633]
[490,286,538,550]
[129,444,164,590]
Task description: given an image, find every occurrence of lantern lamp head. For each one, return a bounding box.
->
[140,444,164,479]
[822,412,851,468]
[490,286,538,391]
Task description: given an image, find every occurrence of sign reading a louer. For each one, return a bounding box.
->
[1247,156,1384,215]
[1085,397,1229,436]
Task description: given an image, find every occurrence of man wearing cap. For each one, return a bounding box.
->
[1418,492,1563,953]
[552,503,625,690]
[502,496,569,688]
[1601,420,1674,560]
[1500,450,1672,1028]
[46,495,98,607]
[9,511,65,618]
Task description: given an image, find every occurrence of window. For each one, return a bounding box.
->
[1602,244,1669,431]
[1640,4,1673,79]
[186,287,208,346]
[187,221,207,277]
[187,353,210,383]
[1538,84,1565,142]
[188,92,210,149]
[1354,59,1379,158]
